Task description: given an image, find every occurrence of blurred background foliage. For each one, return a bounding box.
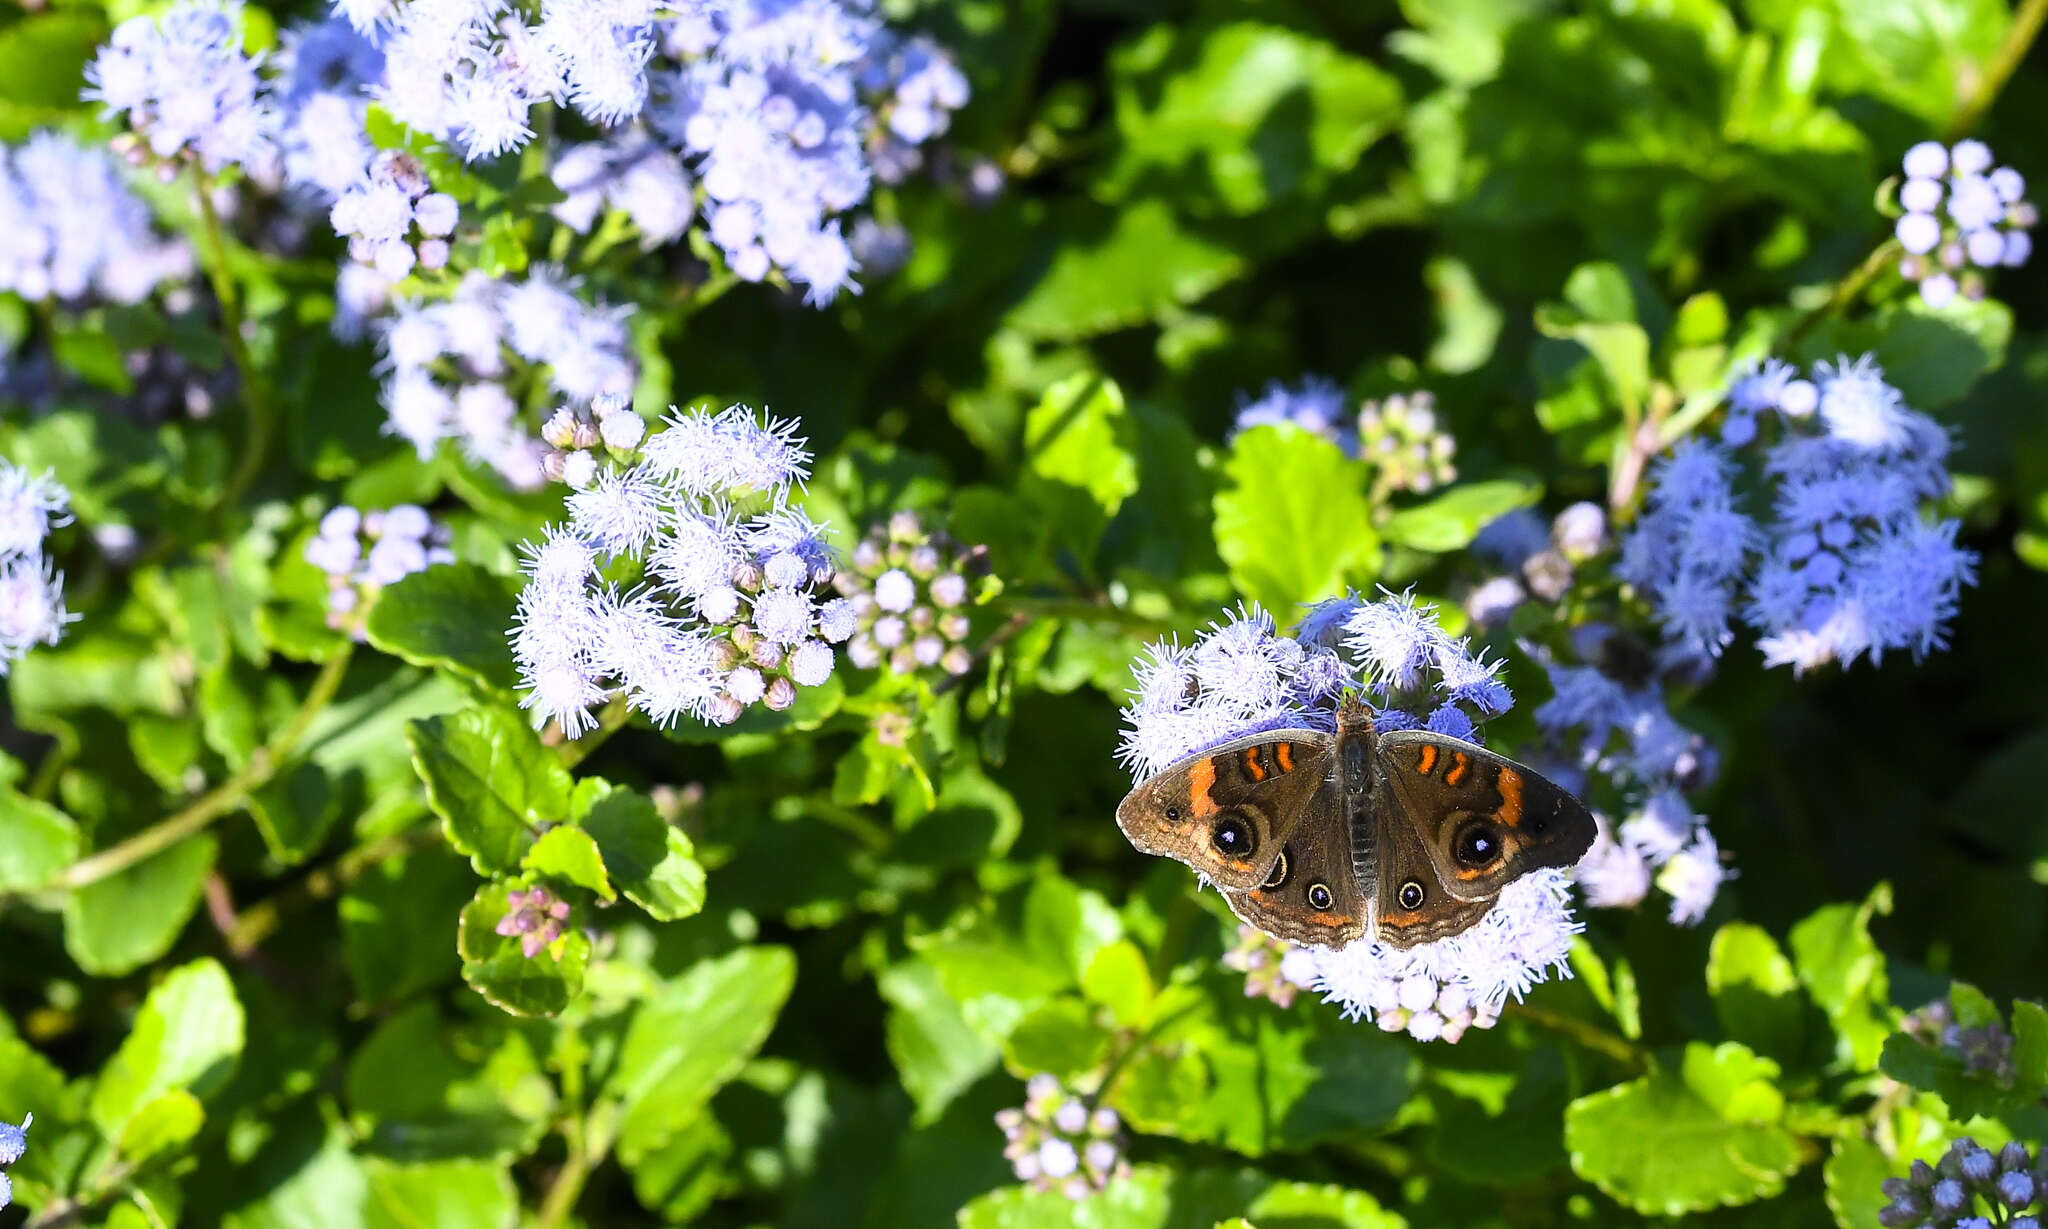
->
[0,0,2046,1224]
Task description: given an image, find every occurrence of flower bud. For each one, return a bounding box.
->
[942,645,972,675]
[764,677,798,710]
[542,409,580,449]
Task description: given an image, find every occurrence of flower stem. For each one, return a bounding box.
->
[1949,0,2048,139]
[45,644,355,892]
[1503,1002,1651,1072]
[191,167,276,512]
[1783,239,1901,351]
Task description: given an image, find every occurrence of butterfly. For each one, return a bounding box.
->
[1114,698,1596,949]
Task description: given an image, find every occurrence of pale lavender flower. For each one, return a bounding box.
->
[511,404,849,732]
[0,553,72,671]
[1305,871,1578,1042]
[0,133,194,304]
[86,1,277,173]
[496,885,571,958]
[995,1075,1128,1197]
[305,502,454,630]
[0,467,72,559]
[1230,375,1352,449]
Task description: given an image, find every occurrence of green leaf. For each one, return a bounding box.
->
[407,707,570,873]
[365,1158,519,1229]
[90,958,246,1137]
[63,835,216,977]
[1002,996,1112,1079]
[1706,922,1808,1062]
[1081,940,1156,1029]
[341,848,473,1004]
[1380,479,1540,553]
[571,780,705,921]
[621,1111,732,1223]
[1565,1063,1799,1215]
[1004,198,1250,341]
[1790,885,1894,1070]
[521,825,614,900]
[1824,1136,1892,1229]
[114,1090,205,1165]
[2013,1000,2048,1099]
[0,12,106,126]
[879,959,1002,1125]
[608,946,798,1164]
[1023,374,1140,521]
[1101,22,1404,215]
[0,788,79,891]
[456,881,590,1017]
[364,565,521,693]
[247,761,343,866]
[1214,426,1379,612]
[224,1120,370,1229]
[345,1003,554,1159]
[1820,0,2004,126]
[1023,872,1124,984]
[1680,1041,1787,1123]
[1245,1183,1406,1229]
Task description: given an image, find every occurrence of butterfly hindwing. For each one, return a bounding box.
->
[1219,773,1369,948]
[1375,729,1598,903]
[1114,729,1335,891]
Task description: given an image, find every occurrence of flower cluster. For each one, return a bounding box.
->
[1464,501,1608,628]
[0,1113,30,1212]
[1119,595,1579,1041]
[0,463,74,675]
[1223,923,1319,1008]
[1617,441,1757,663]
[511,404,854,734]
[1357,390,1457,499]
[549,132,694,247]
[832,512,985,676]
[1534,633,1726,922]
[1894,140,2034,309]
[303,504,455,629]
[1879,1138,2044,1229]
[1618,354,1974,675]
[1725,355,1977,673]
[0,133,195,304]
[1231,375,1352,445]
[313,0,968,303]
[540,392,649,486]
[1230,379,1456,499]
[1308,875,1572,1042]
[85,1,275,174]
[497,885,572,958]
[995,1075,1128,1198]
[331,150,460,281]
[380,269,634,487]
[1901,996,2018,1083]
[272,18,384,200]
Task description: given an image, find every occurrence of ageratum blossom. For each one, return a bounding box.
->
[1118,594,1581,1042]
[510,403,853,734]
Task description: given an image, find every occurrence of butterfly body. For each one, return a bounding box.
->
[1114,700,1596,949]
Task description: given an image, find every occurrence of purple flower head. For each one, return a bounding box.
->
[1230,376,1353,450]
[496,885,572,958]
[86,1,277,173]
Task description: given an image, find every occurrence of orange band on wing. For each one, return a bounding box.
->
[1275,742,1295,773]
[1495,767,1524,828]
[1189,756,1219,819]
[1445,751,1470,786]
[1416,744,1438,776]
[1242,746,1268,782]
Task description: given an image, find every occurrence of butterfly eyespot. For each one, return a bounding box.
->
[1398,880,1425,910]
[1306,881,1334,911]
[1454,822,1501,868]
[1261,846,1292,890]
[1211,816,1255,857]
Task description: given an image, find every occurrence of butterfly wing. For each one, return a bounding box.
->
[1376,730,1598,903]
[1217,772,1369,948]
[1115,729,1334,891]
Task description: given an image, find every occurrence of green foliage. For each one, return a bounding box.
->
[7,0,2048,1223]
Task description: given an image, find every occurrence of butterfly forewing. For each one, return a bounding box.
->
[1114,729,1335,891]
[1374,730,1598,904]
